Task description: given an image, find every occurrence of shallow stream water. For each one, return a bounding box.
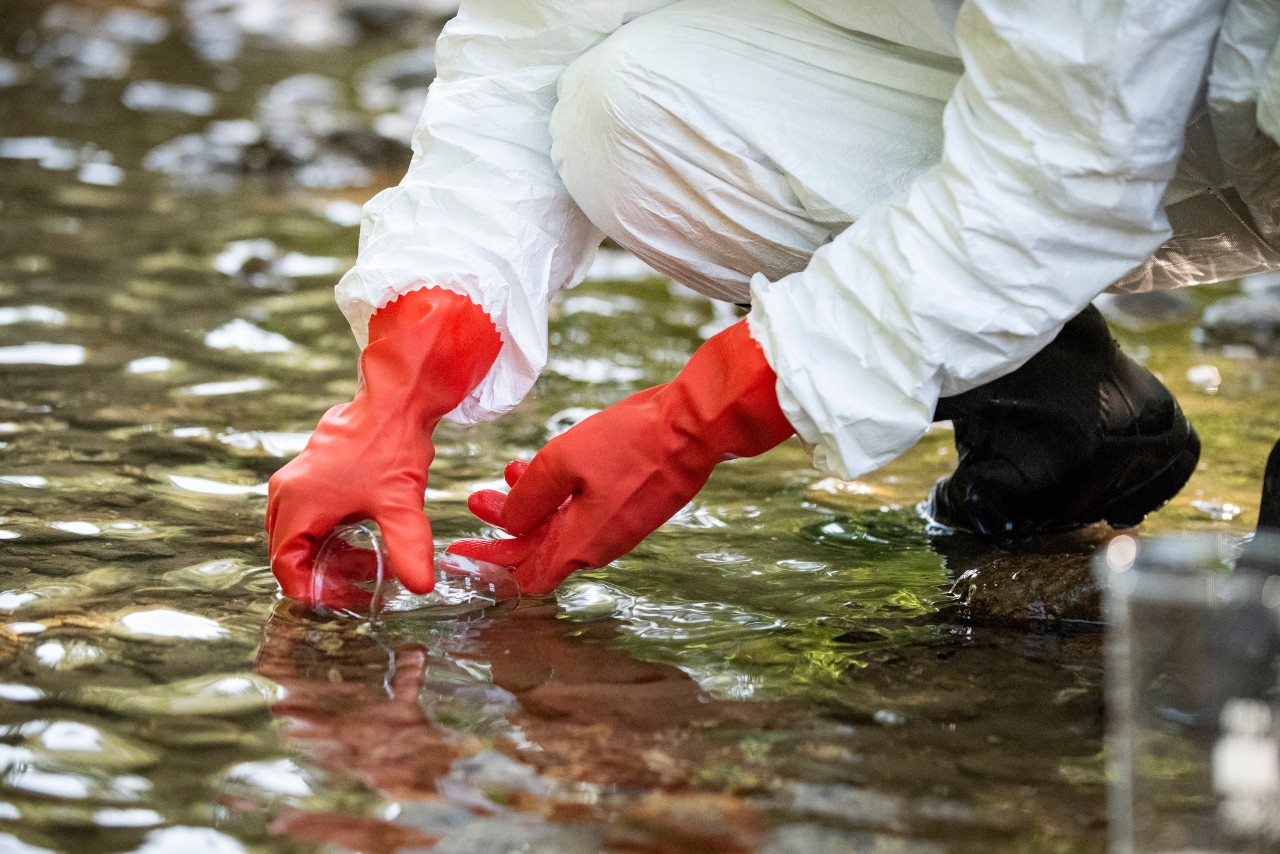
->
[2,3,1279,852]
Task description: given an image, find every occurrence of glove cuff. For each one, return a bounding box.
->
[358,286,503,424]
[670,320,794,458]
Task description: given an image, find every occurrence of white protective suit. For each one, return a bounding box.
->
[336,0,1280,481]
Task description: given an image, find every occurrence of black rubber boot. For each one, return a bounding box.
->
[1258,437,1280,532]
[927,304,1201,540]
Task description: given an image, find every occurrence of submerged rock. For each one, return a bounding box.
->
[182,0,457,63]
[144,72,414,188]
[356,49,437,145]
[25,4,169,95]
[1197,290,1280,356]
[1094,290,1197,332]
[935,527,1115,624]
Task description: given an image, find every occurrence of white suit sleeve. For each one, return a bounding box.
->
[748,0,1228,480]
[336,0,675,424]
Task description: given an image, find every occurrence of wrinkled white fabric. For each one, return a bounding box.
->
[550,0,959,305]
[1209,0,1280,246]
[750,0,1252,479]
[336,0,677,424]
[339,0,1280,479]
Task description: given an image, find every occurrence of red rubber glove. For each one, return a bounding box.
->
[447,319,793,594]
[266,287,502,602]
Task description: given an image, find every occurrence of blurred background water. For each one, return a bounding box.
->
[1,1,1279,851]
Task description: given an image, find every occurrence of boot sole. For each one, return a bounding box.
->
[1091,424,1201,530]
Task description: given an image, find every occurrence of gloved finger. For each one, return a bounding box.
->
[509,512,585,595]
[376,506,436,594]
[446,534,539,569]
[466,490,508,528]
[463,459,531,527]
[500,451,578,536]
[271,531,326,601]
[503,459,528,486]
[509,491,664,595]
[268,490,353,598]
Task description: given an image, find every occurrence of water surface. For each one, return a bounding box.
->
[2,3,1278,851]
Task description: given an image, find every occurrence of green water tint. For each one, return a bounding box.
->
[2,1,1279,851]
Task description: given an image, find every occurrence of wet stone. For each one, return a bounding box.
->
[1095,290,1197,332]
[136,716,253,750]
[22,720,160,772]
[75,673,280,718]
[938,532,1109,625]
[764,824,945,854]
[144,72,413,188]
[355,49,437,145]
[1197,290,1280,356]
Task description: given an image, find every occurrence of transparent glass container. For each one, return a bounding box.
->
[310,522,520,621]
[1098,531,1280,853]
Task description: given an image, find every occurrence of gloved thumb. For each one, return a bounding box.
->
[501,452,576,536]
[377,508,436,594]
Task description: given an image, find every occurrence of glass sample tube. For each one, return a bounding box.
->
[311,522,520,621]
[1098,532,1280,853]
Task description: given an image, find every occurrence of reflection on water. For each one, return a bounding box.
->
[1,0,1279,851]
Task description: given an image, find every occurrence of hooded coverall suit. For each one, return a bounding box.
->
[267,0,1280,599]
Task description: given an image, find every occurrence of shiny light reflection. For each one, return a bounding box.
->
[116,609,228,641]
[49,521,100,536]
[0,685,43,702]
[0,344,86,366]
[135,827,247,854]
[127,356,173,374]
[185,378,269,396]
[203,319,293,353]
[93,808,164,828]
[0,306,67,326]
[0,476,47,488]
[167,475,268,497]
[223,759,312,797]
[1105,535,1138,572]
[1187,364,1222,394]
[215,430,310,456]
